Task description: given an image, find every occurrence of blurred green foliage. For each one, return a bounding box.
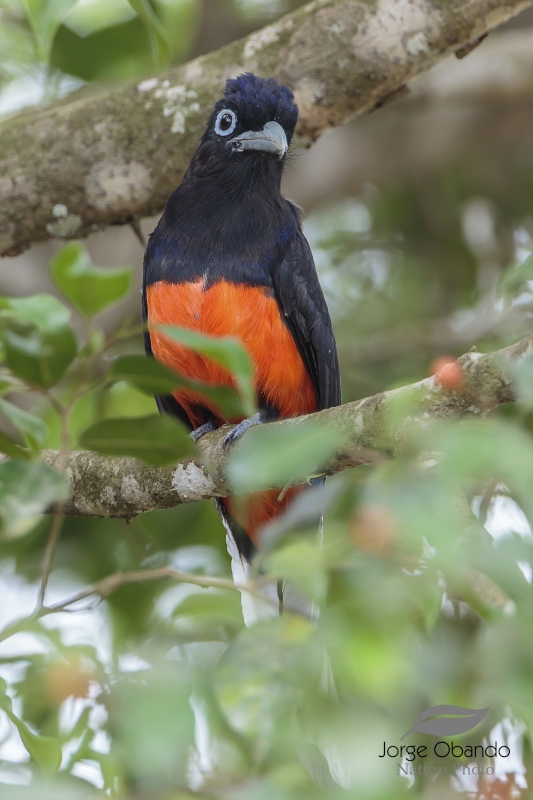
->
[0,0,300,115]
[0,225,531,798]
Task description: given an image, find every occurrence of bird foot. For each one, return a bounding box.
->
[223,412,262,449]
[190,420,217,443]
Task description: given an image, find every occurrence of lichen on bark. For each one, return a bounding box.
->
[0,0,532,256]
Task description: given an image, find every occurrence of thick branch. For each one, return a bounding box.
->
[41,333,533,519]
[1,0,532,256]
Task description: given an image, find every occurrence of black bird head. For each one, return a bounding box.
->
[208,73,298,159]
[185,73,298,185]
[155,73,301,275]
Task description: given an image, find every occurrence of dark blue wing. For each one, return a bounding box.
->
[272,230,341,411]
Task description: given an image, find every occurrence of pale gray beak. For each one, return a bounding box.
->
[228,120,288,158]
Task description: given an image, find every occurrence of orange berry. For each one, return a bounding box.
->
[430,356,464,391]
[349,505,397,554]
[45,659,94,705]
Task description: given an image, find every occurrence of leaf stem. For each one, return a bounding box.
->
[37,402,71,609]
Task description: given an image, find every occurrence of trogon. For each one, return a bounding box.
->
[142,73,341,615]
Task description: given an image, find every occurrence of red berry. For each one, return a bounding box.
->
[430,356,464,391]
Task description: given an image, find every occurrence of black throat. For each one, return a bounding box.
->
[145,146,299,289]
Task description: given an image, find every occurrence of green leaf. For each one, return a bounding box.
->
[64,0,136,37]
[0,377,27,395]
[498,254,533,299]
[419,419,533,527]
[160,325,256,417]
[111,663,194,783]
[2,326,77,388]
[172,590,244,633]
[265,541,327,604]
[0,293,77,387]
[109,355,247,419]
[511,351,533,409]
[0,398,47,448]
[0,294,70,332]
[51,243,132,317]
[19,0,78,64]
[227,418,341,492]
[109,355,183,394]
[0,431,31,460]
[0,684,61,773]
[78,414,194,465]
[16,725,63,774]
[0,460,69,539]
[126,0,170,67]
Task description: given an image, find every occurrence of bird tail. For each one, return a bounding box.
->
[216,498,315,624]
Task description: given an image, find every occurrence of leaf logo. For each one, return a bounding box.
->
[401,705,489,740]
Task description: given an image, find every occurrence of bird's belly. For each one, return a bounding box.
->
[146,279,318,426]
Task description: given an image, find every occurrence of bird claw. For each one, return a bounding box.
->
[223,412,262,449]
[190,420,217,443]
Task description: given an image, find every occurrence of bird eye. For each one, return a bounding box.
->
[215,109,237,136]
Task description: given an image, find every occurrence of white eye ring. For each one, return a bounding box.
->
[215,108,237,137]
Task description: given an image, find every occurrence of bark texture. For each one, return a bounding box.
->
[1,0,532,256]
[39,333,533,519]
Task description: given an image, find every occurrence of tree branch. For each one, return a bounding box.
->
[37,333,533,519]
[1,0,532,256]
[0,568,276,645]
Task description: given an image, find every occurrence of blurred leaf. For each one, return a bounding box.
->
[160,325,256,416]
[101,380,157,421]
[0,397,47,448]
[2,325,77,387]
[111,663,194,783]
[0,376,27,394]
[52,15,152,82]
[172,590,244,635]
[109,355,247,419]
[0,292,77,386]
[0,430,31,460]
[0,8,38,83]
[499,254,533,299]
[215,617,319,747]
[0,459,69,538]
[0,777,96,800]
[0,677,61,773]
[108,354,196,394]
[422,420,533,521]
[260,478,343,553]
[51,242,132,317]
[156,0,197,62]
[511,351,533,409]
[228,419,341,492]
[19,0,78,63]
[0,293,70,332]
[64,0,136,36]
[126,0,170,67]
[78,413,194,465]
[16,725,62,774]
[265,540,327,604]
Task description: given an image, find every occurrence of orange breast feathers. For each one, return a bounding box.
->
[146,279,318,427]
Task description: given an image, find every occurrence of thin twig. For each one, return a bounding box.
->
[0,567,279,646]
[37,506,65,608]
[37,403,71,608]
[477,478,500,529]
[45,566,278,613]
[0,612,41,645]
